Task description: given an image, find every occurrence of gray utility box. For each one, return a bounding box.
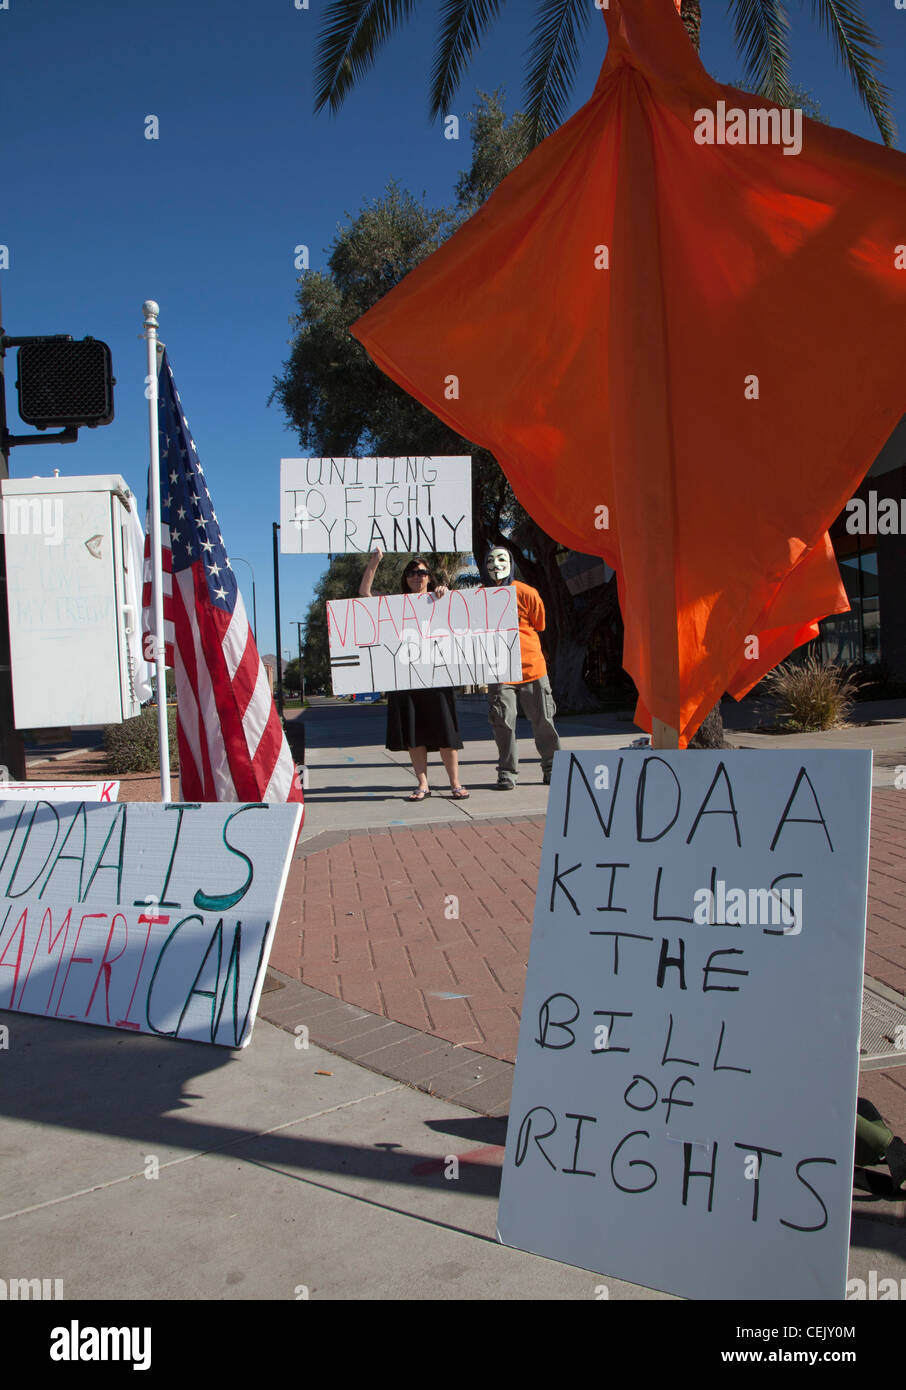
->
[2,473,143,727]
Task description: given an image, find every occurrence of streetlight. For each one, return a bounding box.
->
[232,556,257,644]
[294,620,305,701]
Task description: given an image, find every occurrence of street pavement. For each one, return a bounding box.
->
[3,693,905,1301]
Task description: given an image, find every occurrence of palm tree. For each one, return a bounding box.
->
[315,0,895,149]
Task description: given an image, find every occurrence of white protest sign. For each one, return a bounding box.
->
[0,800,302,1047]
[0,781,119,803]
[280,456,472,555]
[497,750,871,1301]
[326,586,521,694]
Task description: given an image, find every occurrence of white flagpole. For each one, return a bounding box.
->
[143,299,172,802]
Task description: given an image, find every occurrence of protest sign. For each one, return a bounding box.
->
[497,750,871,1300]
[0,800,302,1047]
[280,456,472,555]
[0,781,119,803]
[326,586,521,694]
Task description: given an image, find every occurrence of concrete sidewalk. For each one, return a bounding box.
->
[0,1011,619,1300]
[2,694,904,1302]
[294,695,906,848]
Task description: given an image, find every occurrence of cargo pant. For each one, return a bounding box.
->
[487,676,561,784]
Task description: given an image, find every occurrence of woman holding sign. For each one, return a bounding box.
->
[360,549,468,801]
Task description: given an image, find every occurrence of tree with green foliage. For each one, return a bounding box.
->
[315,0,894,149]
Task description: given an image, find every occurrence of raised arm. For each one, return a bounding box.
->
[359,547,383,597]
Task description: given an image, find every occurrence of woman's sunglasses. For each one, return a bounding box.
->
[407,568,430,577]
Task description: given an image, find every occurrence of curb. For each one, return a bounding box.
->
[257,967,514,1117]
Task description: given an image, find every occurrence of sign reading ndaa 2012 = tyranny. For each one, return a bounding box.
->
[496,749,871,1301]
[0,800,302,1047]
[326,587,521,695]
[280,456,472,555]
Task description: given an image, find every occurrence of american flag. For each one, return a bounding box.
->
[142,351,303,807]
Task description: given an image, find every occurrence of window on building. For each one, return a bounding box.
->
[817,549,880,665]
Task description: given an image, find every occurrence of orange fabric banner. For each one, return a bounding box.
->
[351,0,906,743]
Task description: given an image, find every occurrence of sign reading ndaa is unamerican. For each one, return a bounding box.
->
[0,800,301,1047]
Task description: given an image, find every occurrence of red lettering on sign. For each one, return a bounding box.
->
[18,906,73,1012]
[0,907,28,1008]
[55,912,107,1018]
[449,590,470,633]
[86,912,129,1023]
[115,911,167,1031]
[326,600,351,649]
[375,595,401,640]
[491,586,518,631]
[351,598,378,646]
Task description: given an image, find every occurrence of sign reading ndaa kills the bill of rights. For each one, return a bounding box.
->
[0,800,302,1047]
[326,586,522,695]
[280,456,472,555]
[496,750,871,1301]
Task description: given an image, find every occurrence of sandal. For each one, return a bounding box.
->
[406,787,431,801]
[450,787,470,799]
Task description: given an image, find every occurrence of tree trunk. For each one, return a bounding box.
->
[688,704,726,749]
[547,627,596,712]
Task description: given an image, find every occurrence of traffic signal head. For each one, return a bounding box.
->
[16,337,115,429]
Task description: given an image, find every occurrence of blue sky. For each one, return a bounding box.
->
[2,0,905,661]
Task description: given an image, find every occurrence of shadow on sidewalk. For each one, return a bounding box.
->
[0,1014,506,1215]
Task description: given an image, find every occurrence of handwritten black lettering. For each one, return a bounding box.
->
[536,993,579,1048]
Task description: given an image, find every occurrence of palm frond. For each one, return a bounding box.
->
[730,0,793,108]
[523,0,592,148]
[807,0,896,146]
[314,0,419,115]
[430,0,505,120]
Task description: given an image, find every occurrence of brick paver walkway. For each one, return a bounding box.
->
[271,792,906,1064]
[270,817,542,1058]
[864,792,906,993]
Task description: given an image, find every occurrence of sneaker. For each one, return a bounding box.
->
[542,772,552,785]
[496,778,516,791]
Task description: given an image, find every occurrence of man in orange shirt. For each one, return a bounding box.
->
[481,543,561,790]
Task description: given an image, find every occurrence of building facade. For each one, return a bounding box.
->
[819,414,906,674]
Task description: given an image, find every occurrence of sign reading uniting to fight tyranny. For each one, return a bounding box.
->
[496,750,871,1301]
[280,456,472,555]
[0,800,302,1047]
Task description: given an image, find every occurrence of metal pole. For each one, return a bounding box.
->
[855,529,865,666]
[295,620,304,702]
[273,522,284,720]
[232,556,258,645]
[143,300,171,802]
[0,284,26,780]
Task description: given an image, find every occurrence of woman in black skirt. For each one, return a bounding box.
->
[359,549,469,801]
